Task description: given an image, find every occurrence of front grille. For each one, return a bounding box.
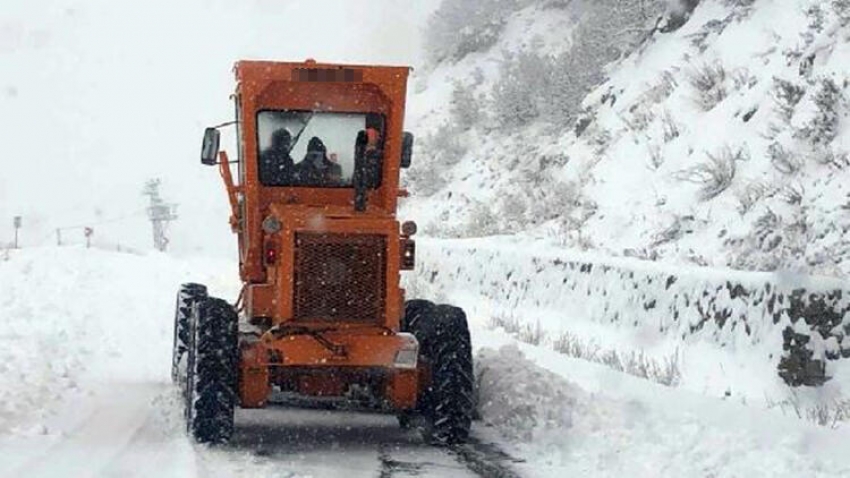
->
[293,233,386,322]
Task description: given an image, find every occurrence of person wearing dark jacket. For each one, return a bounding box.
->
[294,136,342,186]
[259,128,295,185]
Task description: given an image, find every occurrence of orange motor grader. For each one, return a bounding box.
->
[170,59,473,445]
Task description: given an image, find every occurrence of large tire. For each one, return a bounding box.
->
[184,296,238,444]
[402,301,474,445]
[171,283,207,384]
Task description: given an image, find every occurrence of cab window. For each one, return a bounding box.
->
[256,110,384,188]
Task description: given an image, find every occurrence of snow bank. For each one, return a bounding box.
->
[0,246,237,437]
[476,344,579,441]
[475,338,850,477]
[409,237,850,400]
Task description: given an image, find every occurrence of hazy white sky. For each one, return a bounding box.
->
[0,0,439,256]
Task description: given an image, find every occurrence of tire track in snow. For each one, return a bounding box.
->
[377,434,523,478]
[448,437,524,478]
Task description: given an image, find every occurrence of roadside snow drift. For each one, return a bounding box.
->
[410,238,850,406]
[0,247,236,437]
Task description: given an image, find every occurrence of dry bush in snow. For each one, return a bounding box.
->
[647,144,665,170]
[661,109,681,142]
[735,181,771,215]
[730,209,813,272]
[687,62,728,110]
[777,183,805,206]
[621,104,654,133]
[772,78,806,122]
[677,145,747,200]
[796,78,843,148]
[553,331,681,386]
[768,141,803,175]
[489,314,546,345]
[767,392,850,428]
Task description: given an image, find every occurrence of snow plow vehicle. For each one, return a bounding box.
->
[171,59,473,446]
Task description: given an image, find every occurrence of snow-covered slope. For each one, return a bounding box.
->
[404,0,850,278]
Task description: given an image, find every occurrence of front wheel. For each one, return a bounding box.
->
[184,296,238,444]
[401,301,474,445]
[171,283,207,384]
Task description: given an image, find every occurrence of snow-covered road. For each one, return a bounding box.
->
[2,246,849,477]
[0,247,522,478]
[1,380,517,478]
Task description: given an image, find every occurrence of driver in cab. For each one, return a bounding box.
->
[294,136,342,186]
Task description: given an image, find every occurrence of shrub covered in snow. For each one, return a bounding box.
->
[796,78,844,148]
[449,80,483,131]
[772,78,806,122]
[676,145,747,200]
[491,50,550,127]
[424,0,517,64]
[687,62,728,110]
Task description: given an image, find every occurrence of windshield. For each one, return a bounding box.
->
[257,110,384,188]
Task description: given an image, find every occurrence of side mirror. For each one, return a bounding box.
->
[201,127,220,166]
[400,132,414,169]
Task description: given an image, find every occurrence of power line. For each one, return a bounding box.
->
[55,209,148,231]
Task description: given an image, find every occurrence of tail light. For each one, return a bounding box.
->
[401,239,415,270]
[264,240,277,265]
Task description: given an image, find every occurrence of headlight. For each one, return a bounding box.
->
[262,215,282,234]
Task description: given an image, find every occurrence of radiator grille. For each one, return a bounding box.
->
[293,233,386,323]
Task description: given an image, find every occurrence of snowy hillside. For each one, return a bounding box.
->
[403,0,850,278]
[2,247,850,477]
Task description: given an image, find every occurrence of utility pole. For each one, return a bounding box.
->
[13,216,21,249]
[142,179,178,252]
[84,227,93,248]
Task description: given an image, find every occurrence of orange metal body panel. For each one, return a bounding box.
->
[220,60,420,411]
[238,332,419,409]
[239,343,270,408]
[260,329,410,367]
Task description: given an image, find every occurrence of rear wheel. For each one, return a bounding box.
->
[171,283,207,384]
[184,296,238,444]
[401,301,474,445]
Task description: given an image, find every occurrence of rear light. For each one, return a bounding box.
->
[393,333,419,369]
[264,240,277,265]
[401,239,415,270]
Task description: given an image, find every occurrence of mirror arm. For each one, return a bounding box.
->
[218,151,241,231]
